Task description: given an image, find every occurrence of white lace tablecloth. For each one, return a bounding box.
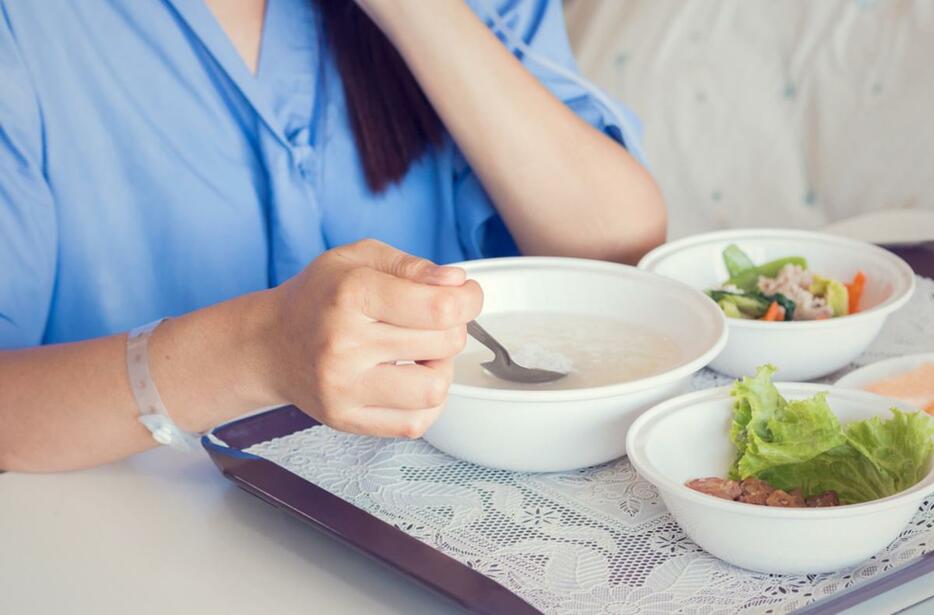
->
[246,277,934,614]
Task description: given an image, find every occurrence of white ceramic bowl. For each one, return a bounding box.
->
[836,354,934,401]
[424,257,728,473]
[626,384,933,574]
[638,229,916,381]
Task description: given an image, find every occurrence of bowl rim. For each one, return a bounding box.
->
[626,382,934,518]
[447,256,729,401]
[637,228,917,330]
[835,353,934,392]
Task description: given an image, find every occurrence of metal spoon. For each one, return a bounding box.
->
[466,320,568,384]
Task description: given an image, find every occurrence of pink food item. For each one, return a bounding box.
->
[864,363,934,414]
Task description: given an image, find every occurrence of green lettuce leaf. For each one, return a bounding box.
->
[727,367,934,504]
[758,445,897,505]
[728,365,785,477]
[737,393,847,478]
[844,409,934,492]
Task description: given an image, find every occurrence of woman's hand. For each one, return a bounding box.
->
[0,238,480,472]
[266,239,483,438]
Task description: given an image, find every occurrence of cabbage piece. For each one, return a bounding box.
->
[809,274,850,316]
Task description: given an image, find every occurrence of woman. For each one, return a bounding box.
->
[0,0,665,471]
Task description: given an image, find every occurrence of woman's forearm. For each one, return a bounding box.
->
[0,291,280,472]
[364,0,666,263]
[0,240,482,473]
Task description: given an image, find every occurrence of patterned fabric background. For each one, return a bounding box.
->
[564,0,934,239]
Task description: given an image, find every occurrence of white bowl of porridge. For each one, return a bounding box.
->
[424,257,728,472]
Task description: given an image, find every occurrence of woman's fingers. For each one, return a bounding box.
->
[345,238,467,286]
[350,267,482,330]
[367,321,467,362]
[358,360,454,410]
[332,404,445,439]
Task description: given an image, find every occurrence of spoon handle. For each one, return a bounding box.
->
[466,320,512,365]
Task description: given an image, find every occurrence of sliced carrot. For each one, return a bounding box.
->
[762,301,784,321]
[846,271,866,314]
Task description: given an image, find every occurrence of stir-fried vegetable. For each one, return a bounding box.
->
[722,244,808,292]
[708,245,867,322]
[707,290,796,321]
[809,274,849,317]
[847,271,866,313]
[761,301,784,322]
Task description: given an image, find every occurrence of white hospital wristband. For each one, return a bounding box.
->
[126,318,202,452]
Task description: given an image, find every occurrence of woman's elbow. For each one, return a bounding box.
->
[628,187,668,262]
[601,173,668,265]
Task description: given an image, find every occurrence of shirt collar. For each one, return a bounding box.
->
[163,0,290,148]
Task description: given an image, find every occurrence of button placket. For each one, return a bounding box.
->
[291,144,317,179]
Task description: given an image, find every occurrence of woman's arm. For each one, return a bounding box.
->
[0,292,276,471]
[0,241,481,472]
[359,0,667,264]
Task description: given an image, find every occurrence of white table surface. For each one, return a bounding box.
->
[2,445,932,615]
[0,446,457,615]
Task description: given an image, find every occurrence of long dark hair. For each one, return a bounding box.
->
[314,0,445,193]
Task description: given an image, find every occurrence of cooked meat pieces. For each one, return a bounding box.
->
[737,477,774,505]
[756,264,834,321]
[806,491,840,507]
[685,477,742,500]
[766,488,806,507]
[686,476,840,507]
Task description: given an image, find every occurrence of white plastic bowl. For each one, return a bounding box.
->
[836,353,934,400]
[626,384,933,574]
[424,257,727,472]
[638,229,916,381]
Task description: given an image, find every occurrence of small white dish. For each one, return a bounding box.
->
[425,256,728,473]
[626,384,932,574]
[638,229,916,381]
[825,209,934,245]
[836,354,934,407]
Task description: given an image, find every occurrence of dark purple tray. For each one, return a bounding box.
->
[884,241,934,278]
[204,406,537,614]
[204,242,934,614]
[204,406,934,615]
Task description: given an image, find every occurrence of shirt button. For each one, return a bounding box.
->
[292,145,316,179]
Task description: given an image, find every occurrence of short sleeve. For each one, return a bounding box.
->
[454,0,646,260]
[0,6,57,348]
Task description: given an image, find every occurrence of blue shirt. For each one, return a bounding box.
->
[0,0,641,348]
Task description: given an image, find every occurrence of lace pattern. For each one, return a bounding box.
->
[246,277,934,614]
